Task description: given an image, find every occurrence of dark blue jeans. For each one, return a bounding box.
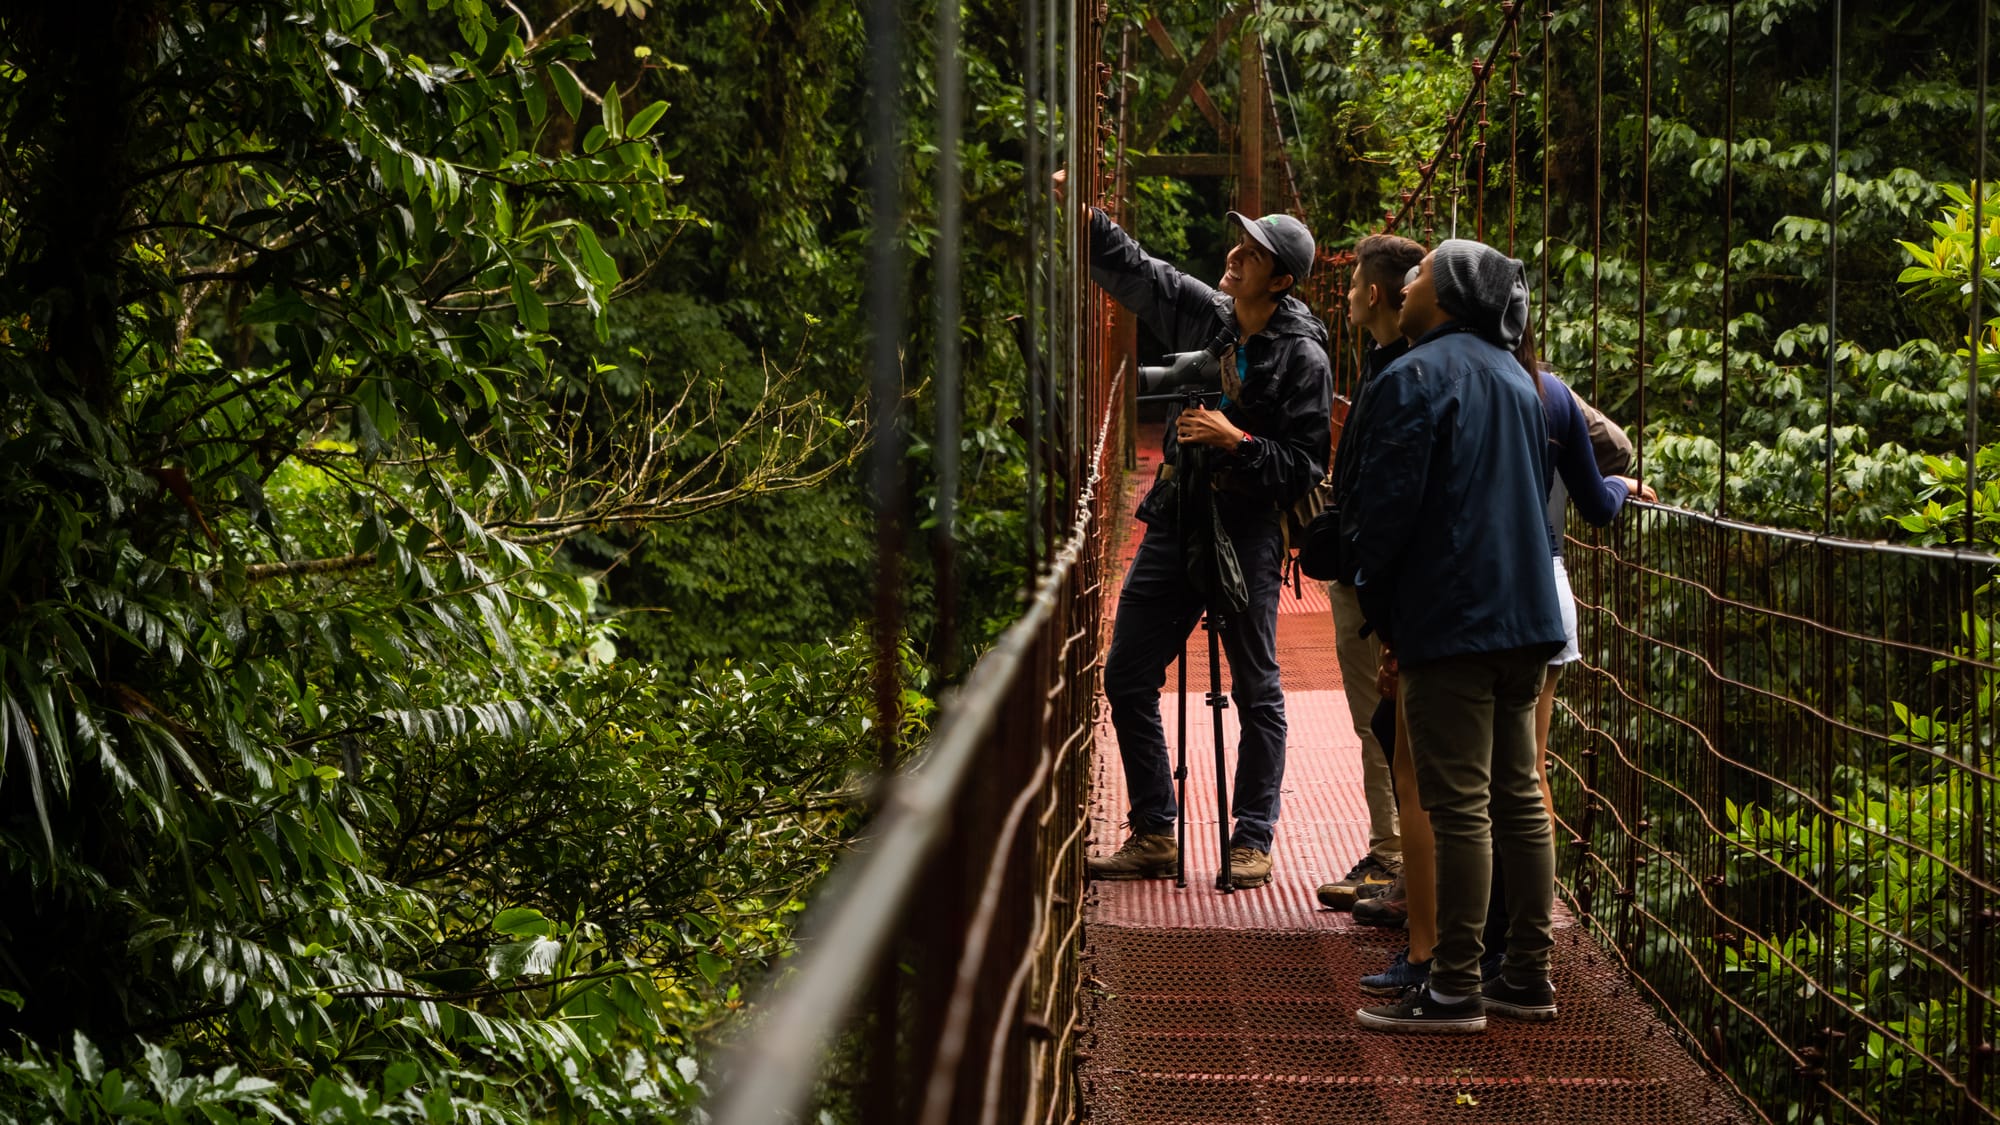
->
[1102,516,1288,852]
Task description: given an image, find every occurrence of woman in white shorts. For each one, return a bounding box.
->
[1533,373,1653,810]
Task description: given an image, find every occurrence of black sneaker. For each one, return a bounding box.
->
[1479,951,1503,983]
[1359,950,1431,997]
[1356,985,1486,1033]
[1481,975,1558,1021]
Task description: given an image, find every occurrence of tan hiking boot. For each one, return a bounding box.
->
[1228,846,1273,888]
[1087,831,1178,880]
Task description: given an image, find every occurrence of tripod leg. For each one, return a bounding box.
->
[1175,631,1188,888]
[1207,609,1234,893]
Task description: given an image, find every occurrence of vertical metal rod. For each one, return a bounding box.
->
[1065,0,1081,519]
[1969,3,1988,549]
[1024,0,1043,571]
[1507,15,1520,256]
[1540,0,1552,353]
[1824,0,1842,532]
[1044,0,1062,561]
[1474,78,1488,244]
[1591,0,1604,403]
[1636,0,1651,481]
[1720,1,1736,518]
[937,0,964,677]
[1965,9,1992,1122]
[864,0,907,1115]
[1117,24,1138,473]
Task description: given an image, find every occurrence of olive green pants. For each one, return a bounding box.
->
[1401,645,1556,998]
[1329,582,1399,865]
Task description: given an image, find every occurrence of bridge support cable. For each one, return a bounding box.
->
[934,0,963,674]
[1968,10,1993,1124]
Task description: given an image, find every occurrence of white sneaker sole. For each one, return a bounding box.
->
[1354,1008,1486,1033]
[1482,998,1558,1021]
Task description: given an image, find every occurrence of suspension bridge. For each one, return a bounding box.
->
[705,0,1999,1121]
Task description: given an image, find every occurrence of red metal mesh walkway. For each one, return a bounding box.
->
[1079,449,1750,1124]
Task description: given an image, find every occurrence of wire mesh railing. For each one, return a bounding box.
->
[706,0,1112,1120]
[1559,510,2000,1123]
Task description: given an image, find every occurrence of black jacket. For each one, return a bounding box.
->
[1323,337,1410,584]
[1088,208,1332,529]
[1339,322,1564,667]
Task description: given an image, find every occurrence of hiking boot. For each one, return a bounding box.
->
[1314,853,1400,911]
[1352,876,1408,928]
[1356,985,1486,1034]
[1228,846,1273,888]
[1087,830,1178,881]
[1359,950,1432,997]
[1481,975,1558,1021]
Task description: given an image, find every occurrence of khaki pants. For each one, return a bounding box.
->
[1328,582,1400,864]
[1402,645,1555,998]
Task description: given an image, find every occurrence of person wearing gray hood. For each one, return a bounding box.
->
[1339,238,1566,1033]
[1056,172,1332,890]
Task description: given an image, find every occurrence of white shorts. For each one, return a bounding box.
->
[1551,555,1580,666]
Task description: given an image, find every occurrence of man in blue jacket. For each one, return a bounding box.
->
[1340,239,1565,1031]
[1077,187,1332,889]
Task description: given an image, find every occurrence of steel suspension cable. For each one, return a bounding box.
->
[1045,0,1062,562]
[1592,0,1603,402]
[1508,8,1521,256]
[1047,0,1064,561]
[1970,5,1988,550]
[1966,6,1992,1117]
[1473,61,1489,242]
[1024,0,1042,571]
[1637,0,1651,483]
[863,0,906,1109]
[1721,0,1735,518]
[1540,0,1551,351]
[1825,0,1842,532]
[936,0,963,673]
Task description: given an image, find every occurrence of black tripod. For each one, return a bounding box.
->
[1159,387,1237,894]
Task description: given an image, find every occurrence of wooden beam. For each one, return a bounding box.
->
[1134,4,1247,152]
[1239,32,1265,213]
[1129,153,1236,177]
[1141,16,1225,138]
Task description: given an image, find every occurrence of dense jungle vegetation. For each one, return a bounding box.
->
[0,0,1992,1120]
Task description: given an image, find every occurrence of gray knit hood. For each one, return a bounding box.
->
[1431,238,1529,349]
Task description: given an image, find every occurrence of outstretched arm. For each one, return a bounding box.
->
[1548,377,1630,527]
[1084,207,1222,352]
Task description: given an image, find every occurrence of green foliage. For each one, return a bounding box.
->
[1257,0,1993,544]
[0,0,925,1118]
[558,0,1044,678]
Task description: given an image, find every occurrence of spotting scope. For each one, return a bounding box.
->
[1137,330,1235,401]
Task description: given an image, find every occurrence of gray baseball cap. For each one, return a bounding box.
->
[1226,211,1316,284]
